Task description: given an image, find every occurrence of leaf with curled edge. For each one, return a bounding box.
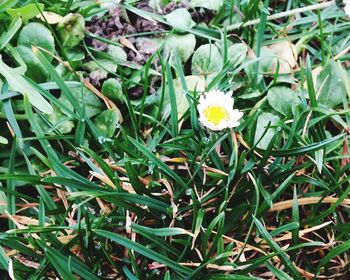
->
[0,56,53,114]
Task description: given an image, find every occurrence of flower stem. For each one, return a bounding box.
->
[226,1,336,31]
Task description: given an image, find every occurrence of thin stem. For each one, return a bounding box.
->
[226,1,336,31]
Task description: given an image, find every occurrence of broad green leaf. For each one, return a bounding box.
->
[17,46,49,82]
[191,44,222,80]
[165,33,196,64]
[59,86,103,118]
[17,22,55,82]
[35,105,75,134]
[7,3,44,21]
[0,56,53,114]
[254,112,280,149]
[267,86,301,117]
[259,46,277,74]
[176,75,206,92]
[93,108,122,138]
[227,43,248,66]
[165,8,195,32]
[316,60,347,108]
[102,78,123,102]
[57,13,85,48]
[66,48,85,62]
[17,22,55,55]
[107,45,127,61]
[190,0,224,11]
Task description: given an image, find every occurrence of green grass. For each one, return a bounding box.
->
[0,0,350,279]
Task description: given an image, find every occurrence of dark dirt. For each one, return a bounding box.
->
[85,1,215,95]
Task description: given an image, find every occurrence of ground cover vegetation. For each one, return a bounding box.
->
[0,0,350,279]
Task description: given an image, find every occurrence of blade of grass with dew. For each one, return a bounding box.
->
[128,136,187,189]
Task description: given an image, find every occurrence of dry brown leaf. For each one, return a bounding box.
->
[1,214,48,226]
[268,40,298,73]
[270,197,350,212]
[36,12,64,24]
[90,170,116,188]
[15,255,40,269]
[120,37,141,59]
[57,234,77,244]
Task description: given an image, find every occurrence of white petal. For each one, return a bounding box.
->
[345,4,350,16]
[197,90,242,131]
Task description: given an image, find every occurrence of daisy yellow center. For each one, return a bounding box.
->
[203,106,229,126]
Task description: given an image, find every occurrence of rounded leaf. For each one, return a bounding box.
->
[267,86,301,117]
[59,87,103,118]
[18,22,55,54]
[107,45,127,61]
[254,112,280,150]
[165,33,196,64]
[93,108,122,138]
[57,13,85,48]
[17,22,55,82]
[316,60,347,108]
[228,43,248,66]
[17,45,49,82]
[102,78,123,102]
[165,8,195,32]
[191,44,222,78]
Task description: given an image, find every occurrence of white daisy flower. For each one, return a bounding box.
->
[197,90,243,131]
[345,0,350,16]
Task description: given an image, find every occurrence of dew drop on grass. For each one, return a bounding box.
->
[148,163,155,174]
[185,189,192,196]
[161,214,166,220]
[202,137,210,144]
[98,136,106,144]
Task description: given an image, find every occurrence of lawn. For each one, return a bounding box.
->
[0,0,350,279]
